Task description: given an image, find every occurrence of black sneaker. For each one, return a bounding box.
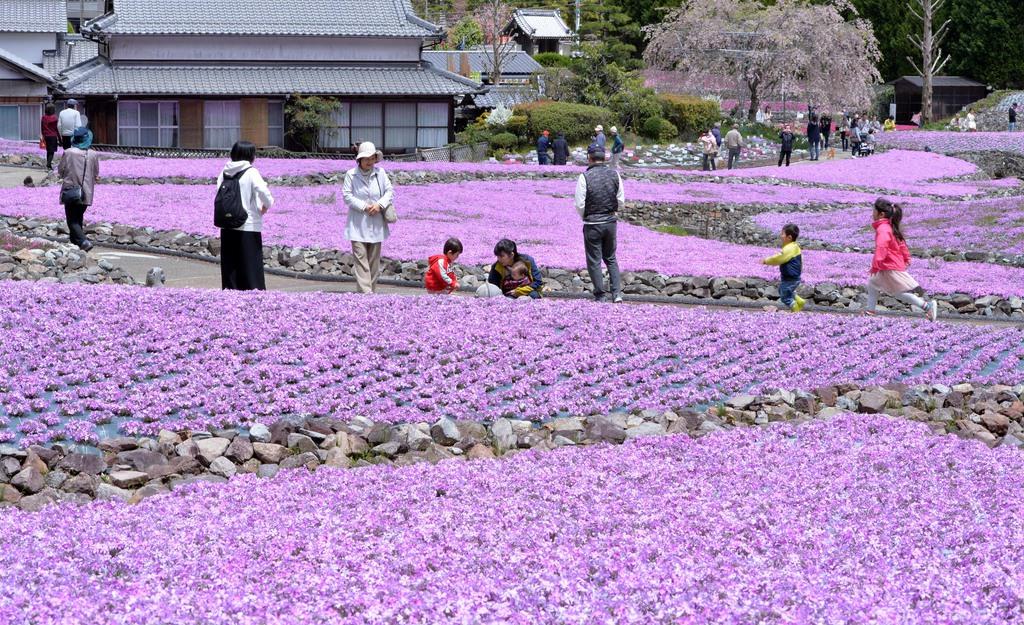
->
[80,241,94,252]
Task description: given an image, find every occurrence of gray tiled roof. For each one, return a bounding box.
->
[61,61,483,96]
[42,36,100,74]
[473,85,541,109]
[422,50,543,77]
[0,0,67,33]
[0,46,53,82]
[890,75,986,88]
[86,0,440,37]
[508,9,571,39]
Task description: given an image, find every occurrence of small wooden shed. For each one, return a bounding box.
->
[888,76,988,123]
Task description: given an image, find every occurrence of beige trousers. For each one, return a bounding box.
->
[351,241,382,293]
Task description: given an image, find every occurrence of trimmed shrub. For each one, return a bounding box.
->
[515,101,617,145]
[641,117,678,141]
[505,115,529,139]
[533,52,574,68]
[489,132,519,149]
[658,95,720,139]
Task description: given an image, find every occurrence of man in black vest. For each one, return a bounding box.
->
[574,147,625,302]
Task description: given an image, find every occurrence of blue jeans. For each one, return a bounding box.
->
[1011,122,1017,132]
[779,279,801,307]
[808,141,819,160]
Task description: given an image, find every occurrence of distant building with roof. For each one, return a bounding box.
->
[57,0,482,152]
[503,9,572,56]
[422,48,542,116]
[887,76,988,124]
[0,0,66,140]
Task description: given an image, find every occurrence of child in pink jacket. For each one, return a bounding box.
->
[864,198,938,321]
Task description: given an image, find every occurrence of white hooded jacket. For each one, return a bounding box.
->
[217,160,274,232]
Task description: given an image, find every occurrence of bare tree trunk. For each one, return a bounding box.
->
[907,0,951,125]
[747,80,760,122]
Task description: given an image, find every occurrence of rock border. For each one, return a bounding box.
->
[0,234,135,285]
[2,382,1021,512]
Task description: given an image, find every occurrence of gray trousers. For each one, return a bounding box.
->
[584,221,621,300]
[727,148,740,169]
[351,241,382,293]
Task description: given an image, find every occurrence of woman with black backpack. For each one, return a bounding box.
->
[215,141,274,290]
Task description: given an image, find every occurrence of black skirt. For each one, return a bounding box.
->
[220,229,266,291]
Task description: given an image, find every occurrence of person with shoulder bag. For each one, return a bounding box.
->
[215,141,274,290]
[57,127,100,251]
[342,141,395,293]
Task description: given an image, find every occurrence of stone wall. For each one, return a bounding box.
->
[2,382,1021,512]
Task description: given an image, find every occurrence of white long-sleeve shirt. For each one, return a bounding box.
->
[343,166,393,243]
[57,108,82,137]
[574,170,625,225]
[217,160,274,232]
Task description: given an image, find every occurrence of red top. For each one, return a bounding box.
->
[424,254,458,292]
[40,114,59,138]
[870,218,911,274]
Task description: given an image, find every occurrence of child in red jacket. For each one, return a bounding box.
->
[864,198,938,321]
[425,237,463,294]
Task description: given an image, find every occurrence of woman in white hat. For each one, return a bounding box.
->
[342,141,393,293]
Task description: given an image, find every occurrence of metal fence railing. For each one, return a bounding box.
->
[91,142,490,163]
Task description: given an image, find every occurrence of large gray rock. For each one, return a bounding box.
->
[491,418,517,454]
[116,449,167,472]
[195,437,231,465]
[430,417,461,446]
[109,470,149,489]
[625,422,667,439]
[257,463,279,479]
[58,452,106,475]
[98,437,138,453]
[584,415,628,444]
[858,390,889,414]
[286,433,318,454]
[11,467,45,494]
[279,452,320,471]
[248,423,272,443]
[208,456,237,479]
[252,443,291,464]
[44,470,69,490]
[18,490,58,512]
[96,483,133,502]
[225,436,254,463]
[64,473,98,496]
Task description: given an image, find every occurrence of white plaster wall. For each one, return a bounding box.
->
[0,33,58,65]
[109,36,422,63]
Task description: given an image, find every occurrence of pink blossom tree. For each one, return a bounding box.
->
[643,0,881,121]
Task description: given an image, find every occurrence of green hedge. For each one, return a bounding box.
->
[641,117,678,141]
[515,101,618,145]
[658,95,720,139]
[489,132,519,149]
[533,52,574,68]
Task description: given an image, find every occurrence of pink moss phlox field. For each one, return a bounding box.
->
[3,281,1024,446]
[754,195,1024,255]
[95,150,988,196]
[0,139,41,156]
[3,180,1024,296]
[705,150,982,196]
[876,131,1024,155]
[2,414,1023,624]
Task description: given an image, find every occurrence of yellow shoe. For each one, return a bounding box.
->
[792,295,806,312]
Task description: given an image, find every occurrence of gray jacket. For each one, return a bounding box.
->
[58,147,100,206]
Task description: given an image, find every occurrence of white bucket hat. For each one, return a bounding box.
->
[610,126,618,134]
[355,141,383,162]
[594,124,604,132]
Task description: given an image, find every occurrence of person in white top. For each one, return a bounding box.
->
[217,141,274,290]
[342,141,394,293]
[57,100,82,150]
